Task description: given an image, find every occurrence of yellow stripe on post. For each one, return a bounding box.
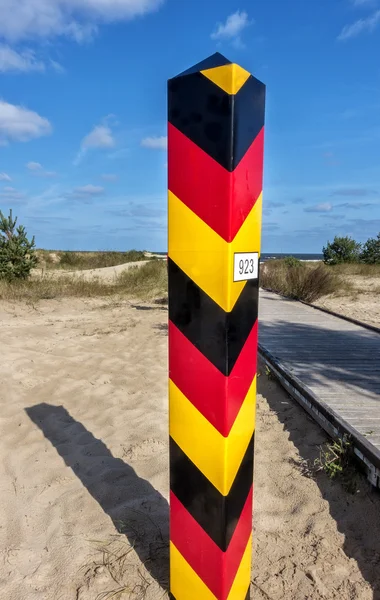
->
[169,377,256,495]
[200,64,251,95]
[170,542,217,600]
[170,536,252,600]
[227,535,252,599]
[168,191,262,312]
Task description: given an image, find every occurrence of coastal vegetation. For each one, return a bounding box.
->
[36,249,148,270]
[260,260,342,303]
[0,210,165,302]
[1,210,379,310]
[323,234,380,265]
[262,232,380,303]
[0,259,167,303]
[323,236,361,265]
[0,209,37,281]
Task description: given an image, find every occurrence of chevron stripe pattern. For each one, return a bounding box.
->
[168,53,265,600]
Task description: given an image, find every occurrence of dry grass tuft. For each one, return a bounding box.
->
[36,249,147,270]
[261,260,349,303]
[116,260,167,300]
[77,537,153,600]
[331,263,380,277]
[0,260,167,304]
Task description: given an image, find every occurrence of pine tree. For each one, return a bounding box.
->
[361,233,380,264]
[0,209,38,280]
[322,236,361,265]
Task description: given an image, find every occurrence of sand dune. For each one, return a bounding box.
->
[33,259,162,283]
[0,297,379,599]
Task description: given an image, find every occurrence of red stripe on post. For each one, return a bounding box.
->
[170,487,253,600]
[168,320,258,437]
[168,123,264,242]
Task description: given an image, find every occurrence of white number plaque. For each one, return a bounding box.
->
[233,252,259,282]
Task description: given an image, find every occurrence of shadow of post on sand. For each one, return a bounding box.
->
[25,403,169,591]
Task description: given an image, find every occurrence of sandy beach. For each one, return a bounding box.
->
[314,274,380,329]
[1,291,380,599]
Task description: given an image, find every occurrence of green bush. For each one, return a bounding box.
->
[283,256,302,268]
[0,209,37,281]
[323,236,361,265]
[261,260,341,303]
[60,251,80,267]
[360,233,380,264]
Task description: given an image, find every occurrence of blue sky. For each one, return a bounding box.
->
[0,0,379,253]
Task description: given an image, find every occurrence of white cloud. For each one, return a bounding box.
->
[75,122,116,165]
[50,59,65,73]
[23,183,63,210]
[141,135,167,150]
[330,187,375,197]
[0,186,26,200]
[107,147,129,160]
[211,10,251,42]
[0,44,64,74]
[26,161,56,177]
[72,184,105,198]
[0,172,11,181]
[0,44,46,72]
[304,203,332,213]
[0,100,52,144]
[0,0,165,43]
[82,125,115,149]
[27,161,42,171]
[338,9,380,40]
[101,173,118,181]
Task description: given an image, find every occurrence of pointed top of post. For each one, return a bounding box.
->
[200,63,251,95]
[171,53,256,96]
[173,52,232,79]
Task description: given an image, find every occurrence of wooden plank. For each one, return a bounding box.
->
[259,289,380,462]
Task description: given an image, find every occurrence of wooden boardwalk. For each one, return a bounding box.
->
[258,289,380,485]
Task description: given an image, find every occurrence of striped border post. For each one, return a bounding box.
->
[168,53,265,600]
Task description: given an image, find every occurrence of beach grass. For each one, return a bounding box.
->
[260,259,348,303]
[36,249,148,270]
[0,260,168,303]
[330,263,380,277]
